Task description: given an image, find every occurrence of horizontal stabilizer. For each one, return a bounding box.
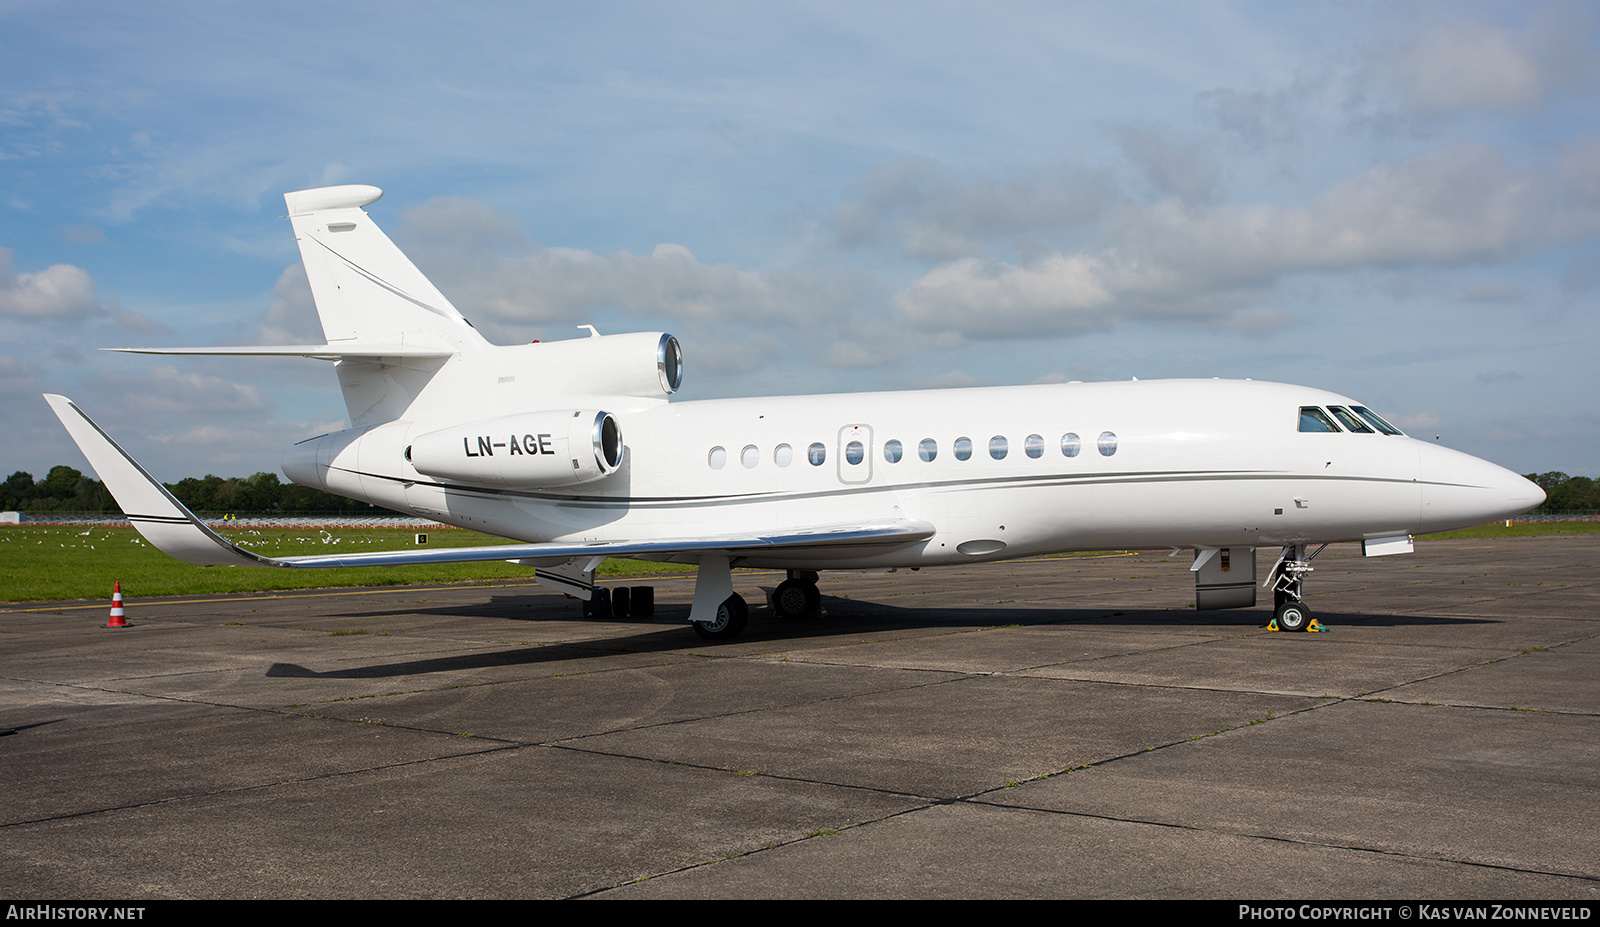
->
[105,344,455,360]
[44,394,935,571]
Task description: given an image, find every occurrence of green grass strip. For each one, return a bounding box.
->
[0,526,690,603]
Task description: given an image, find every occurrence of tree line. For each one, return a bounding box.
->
[1524,472,1600,514]
[2,467,385,516]
[5,465,1597,517]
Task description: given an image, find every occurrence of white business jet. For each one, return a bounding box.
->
[46,185,1545,639]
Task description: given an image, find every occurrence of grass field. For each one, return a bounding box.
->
[1418,521,1600,539]
[0,525,691,604]
[2,520,1593,605]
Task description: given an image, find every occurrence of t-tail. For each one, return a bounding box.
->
[106,185,686,427]
[285,185,490,426]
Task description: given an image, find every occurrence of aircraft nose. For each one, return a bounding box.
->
[1416,441,1545,533]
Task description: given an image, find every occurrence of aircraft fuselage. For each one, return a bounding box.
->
[284,376,1539,570]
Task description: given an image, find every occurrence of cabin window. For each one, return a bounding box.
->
[1025,434,1044,458]
[1061,433,1081,457]
[708,446,727,469]
[1327,406,1373,433]
[989,436,1008,460]
[774,444,793,467]
[954,437,973,461]
[741,445,760,468]
[1097,431,1118,456]
[1352,406,1404,435]
[808,442,827,466]
[1298,407,1340,432]
[845,441,865,465]
[919,438,938,462]
[884,439,903,463]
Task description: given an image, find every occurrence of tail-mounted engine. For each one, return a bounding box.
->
[494,332,683,404]
[408,409,623,488]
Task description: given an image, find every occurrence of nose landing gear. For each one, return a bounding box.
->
[1268,543,1327,632]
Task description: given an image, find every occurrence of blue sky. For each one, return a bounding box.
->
[3,1,1596,482]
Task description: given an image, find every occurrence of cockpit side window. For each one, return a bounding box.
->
[1327,406,1373,433]
[1298,407,1340,432]
[1351,406,1404,435]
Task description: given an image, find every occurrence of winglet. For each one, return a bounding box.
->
[42,395,281,568]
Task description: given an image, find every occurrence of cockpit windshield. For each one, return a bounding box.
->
[1327,406,1373,433]
[1351,406,1404,435]
[1298,407,1340,432]
[1298,404,1405,435]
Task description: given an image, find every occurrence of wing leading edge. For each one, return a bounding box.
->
[43,395,934,570]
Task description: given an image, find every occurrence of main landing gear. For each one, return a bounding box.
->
[687,562,825,640]
[692,593,749,640]
[771,570,823,620]
[1268,543,1326,632]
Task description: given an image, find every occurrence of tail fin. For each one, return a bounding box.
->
[284,186,490,426]
[285,186,484,348]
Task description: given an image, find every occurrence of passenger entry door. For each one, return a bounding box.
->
[837,424,873,485]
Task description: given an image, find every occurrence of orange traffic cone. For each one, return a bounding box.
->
[106,581,129,628]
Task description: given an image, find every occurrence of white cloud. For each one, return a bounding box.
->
[894,253,1115,337]
[1365,11,1593,118]
[0,247,100,319]
[86,365,272,418]
[831,156,1117,262]
[398,197,852,335]
[249,262,323,345]
[914,369,986,389]
[890,143,1600,339]
[1111,124,1219,205]
[1395,410,1445,435]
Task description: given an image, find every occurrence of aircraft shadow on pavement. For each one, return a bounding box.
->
[329,588,1497,632]
[264,590,1495,681]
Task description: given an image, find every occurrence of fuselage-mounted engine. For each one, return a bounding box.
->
[408,409,623,488]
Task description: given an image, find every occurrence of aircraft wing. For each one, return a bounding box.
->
[43,394,934,570]
[253,523,933,569]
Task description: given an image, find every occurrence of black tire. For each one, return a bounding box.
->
[630,586,654,618]
[611,586,631,619]
[582,587,611,620]
[771,578,822,620]
[1274,599,1311,632]
[693,593,748,640]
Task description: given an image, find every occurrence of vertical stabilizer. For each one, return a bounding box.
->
[285,185,483,347]
[284,185,491,426]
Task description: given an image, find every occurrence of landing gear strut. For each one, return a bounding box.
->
[1269,543,1325,632]
[771,570,822,620]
